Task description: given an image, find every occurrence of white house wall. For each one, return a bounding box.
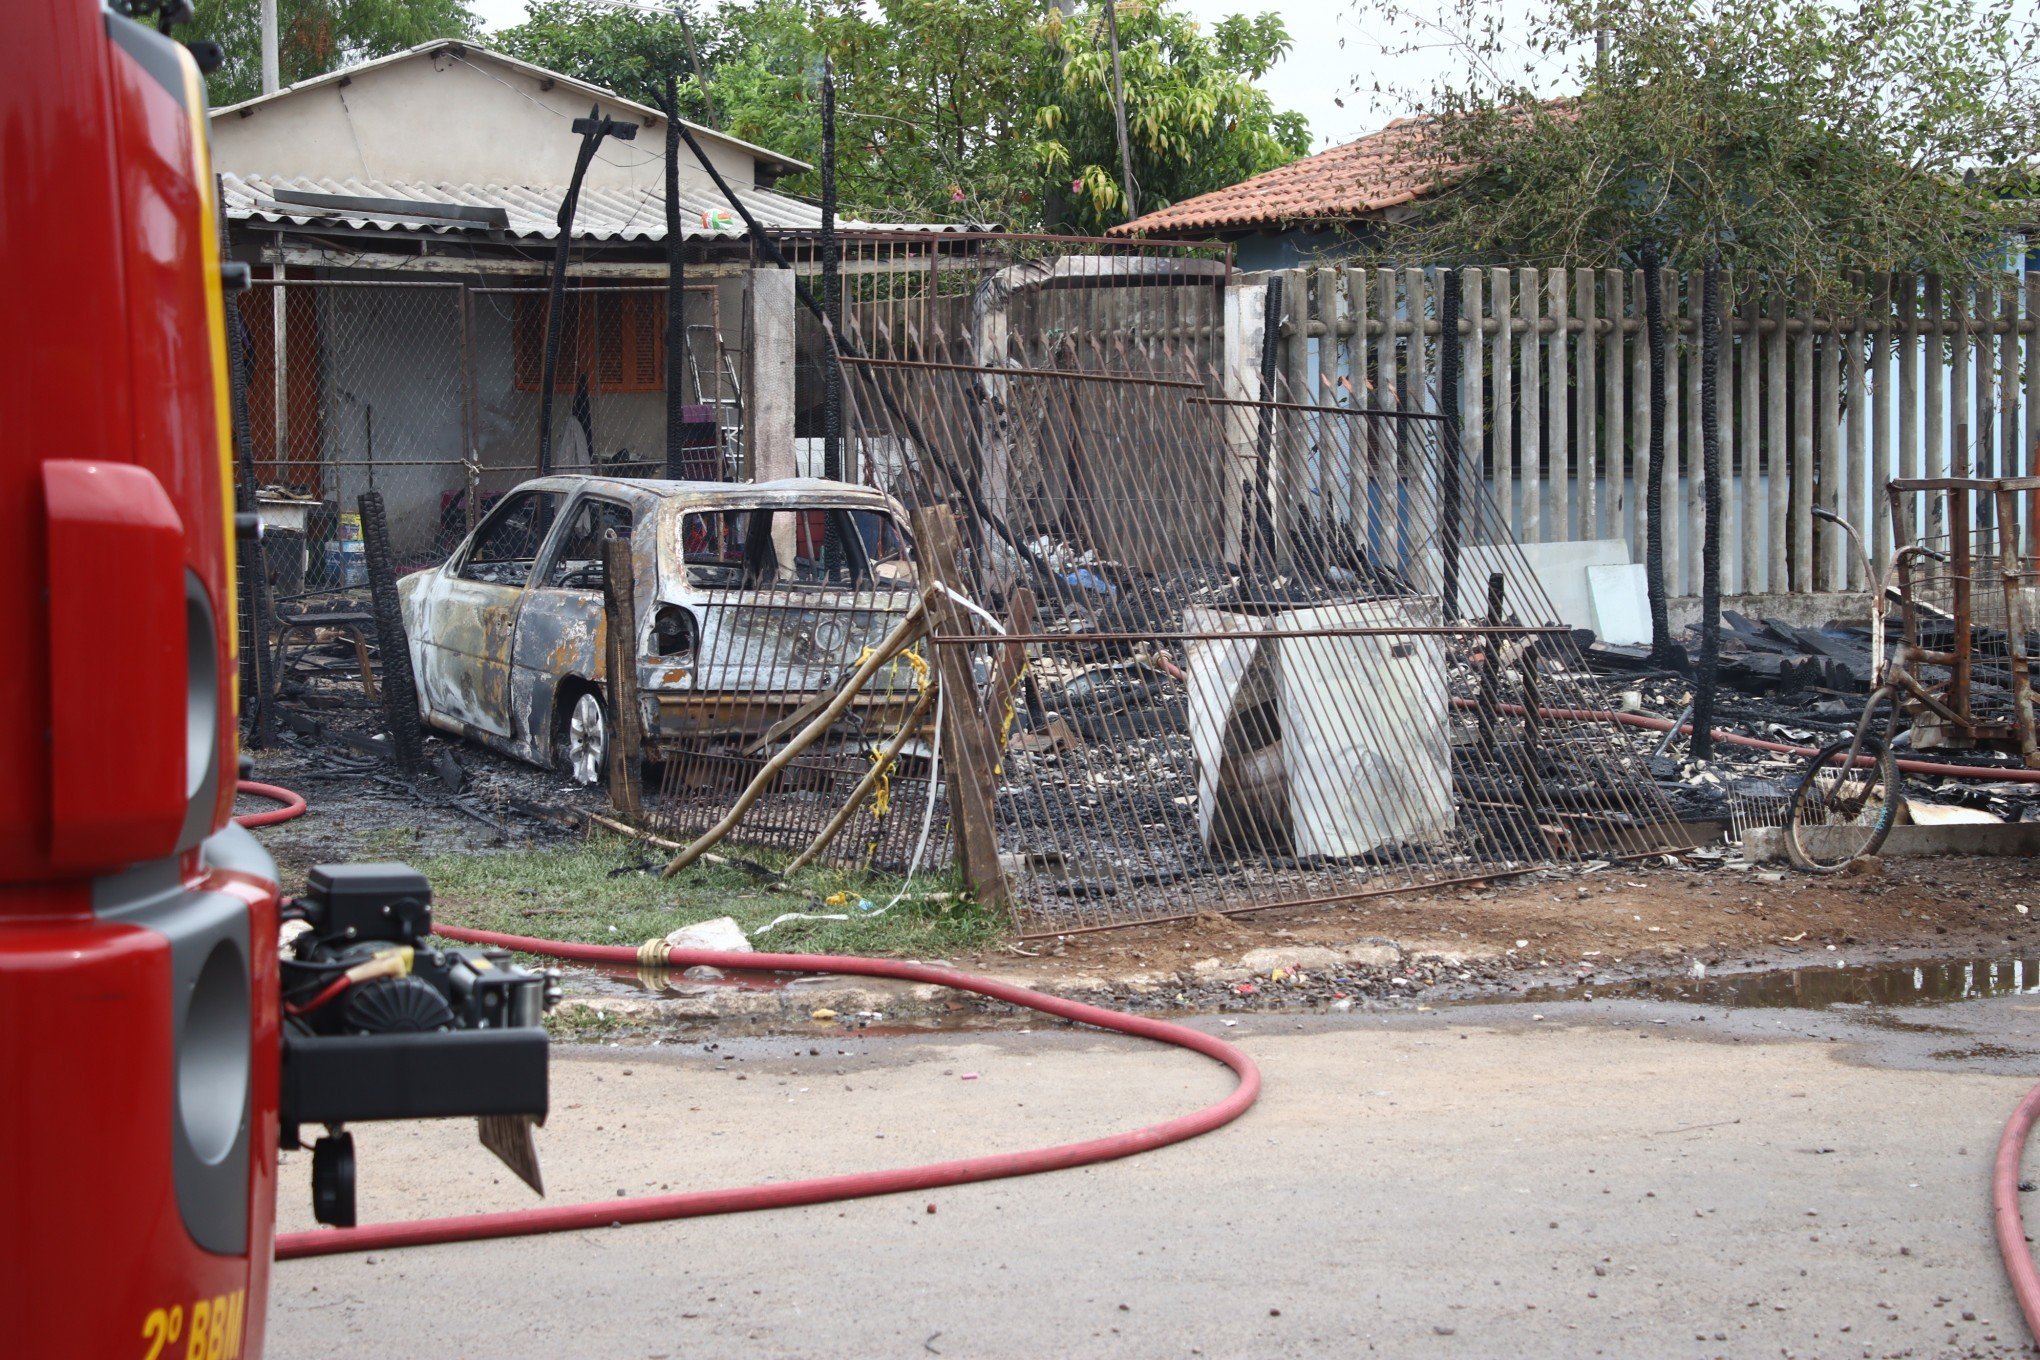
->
[210,47,757,207]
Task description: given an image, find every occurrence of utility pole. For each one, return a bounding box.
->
[259,0,278,92]
[1102,0,1138,221]
[820,59,844,575]
[821,60,841,486]
[661,75,687,481]
[674,2,717,127]
[538,107,638,476]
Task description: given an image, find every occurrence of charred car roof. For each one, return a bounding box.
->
[515,475,908,514]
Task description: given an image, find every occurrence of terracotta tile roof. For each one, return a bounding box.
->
[1109,117,1451,238]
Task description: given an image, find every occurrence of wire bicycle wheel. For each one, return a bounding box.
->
[1785,735,1899,873]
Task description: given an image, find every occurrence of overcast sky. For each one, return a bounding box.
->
[464,0,1558,152]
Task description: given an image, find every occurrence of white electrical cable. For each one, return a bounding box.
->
[929,580,1007,635]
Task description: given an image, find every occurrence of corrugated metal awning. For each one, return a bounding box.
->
[219,172,963,242]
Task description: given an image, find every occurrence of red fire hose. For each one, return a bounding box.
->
[274,924,1261,1260]
[1996,1084,2040,1346]
[235,780,306,827]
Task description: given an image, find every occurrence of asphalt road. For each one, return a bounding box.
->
[270,991,2040,1359]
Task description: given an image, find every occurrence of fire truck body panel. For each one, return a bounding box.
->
[1,5,279,1356]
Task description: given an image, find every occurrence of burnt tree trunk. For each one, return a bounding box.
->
[1640,241,1681,668]
[1692,257,1723,759]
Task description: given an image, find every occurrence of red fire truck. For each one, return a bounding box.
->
[0,8,549,1355]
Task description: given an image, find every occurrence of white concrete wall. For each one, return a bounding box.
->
[744,269,798,481]
[210,48,758,202]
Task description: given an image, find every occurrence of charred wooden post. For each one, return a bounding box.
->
[984,585,1037,755]
[357,490,424,772]
[914,505,1010,911]
[661,75,688,482]
[602,534,646,817]
[1952,460,1973,717]
[1476,570,1506,756]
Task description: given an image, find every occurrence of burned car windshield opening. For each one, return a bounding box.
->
[459,489,562,588]
[544,497,634,589]
[681,506,910,590]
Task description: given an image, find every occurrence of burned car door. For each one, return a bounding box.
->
[413,488,562,737]
[511,493,636,758]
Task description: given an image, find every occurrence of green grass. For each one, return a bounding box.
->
[385,829,1002,958]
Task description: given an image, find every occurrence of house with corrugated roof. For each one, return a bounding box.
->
[1108,118,1440,269]
[212,40,955,562]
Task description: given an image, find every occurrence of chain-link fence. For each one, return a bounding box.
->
[237,276,738,601]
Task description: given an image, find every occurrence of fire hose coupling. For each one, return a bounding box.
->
[635,938,674,967]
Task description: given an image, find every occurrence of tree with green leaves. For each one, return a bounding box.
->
[1037,1,1308,234]
[494,0,1310,232]
[188,0,478,106]
[494,0,732,125]
[1359,0,2038,747]
[1381,0,2037,280]
[708,0,1047,225]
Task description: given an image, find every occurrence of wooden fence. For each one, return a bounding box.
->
[1269,266,2040,599]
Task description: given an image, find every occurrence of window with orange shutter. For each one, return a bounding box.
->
[514,291,664,394]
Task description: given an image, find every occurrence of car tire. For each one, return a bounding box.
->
[560,688,608,787]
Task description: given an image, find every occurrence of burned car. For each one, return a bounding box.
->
[399,476,920,784]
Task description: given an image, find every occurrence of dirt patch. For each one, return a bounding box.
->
[947,854,2040,998]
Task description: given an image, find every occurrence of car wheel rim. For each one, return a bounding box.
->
[568,693,606,786]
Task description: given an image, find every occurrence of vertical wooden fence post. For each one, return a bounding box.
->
[1344,266,1371,537]
[1765,284,1789,594]
[1518,265,1542,543]
[1461,267,1485,573]
[1926,275,1947,543]
[1605,268,1628,556]
[1871,274,1893,583]
[912,505,1009,911]
[601,534,646,818]
[1491,267,1515,543]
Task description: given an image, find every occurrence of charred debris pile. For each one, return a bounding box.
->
[1586,612,2040,830]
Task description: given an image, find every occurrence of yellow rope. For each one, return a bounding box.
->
[867,745,893,817]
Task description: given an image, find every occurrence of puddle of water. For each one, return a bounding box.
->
[565,962,792,999]
[1516,955,2040,1011]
